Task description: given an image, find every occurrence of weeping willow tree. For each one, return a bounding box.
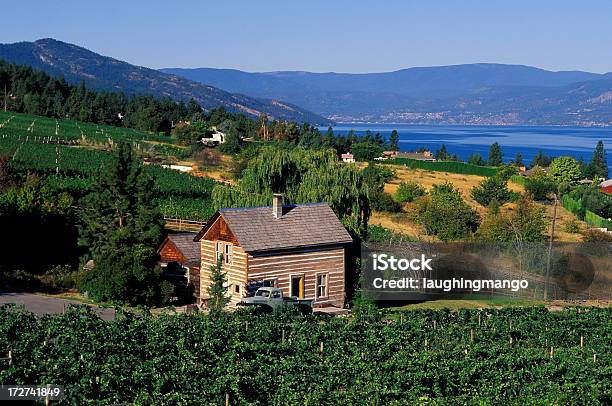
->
[212,146,370,238]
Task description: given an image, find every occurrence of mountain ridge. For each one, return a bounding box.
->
[161,64,612,125]
[0,38,330,124]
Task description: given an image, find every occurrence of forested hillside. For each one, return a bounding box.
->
[0,59,203,134]
[0,39,330,124]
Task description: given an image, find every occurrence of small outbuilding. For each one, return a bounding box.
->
[158,232,201,300]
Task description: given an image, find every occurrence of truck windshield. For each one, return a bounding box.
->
[255,290,270,297]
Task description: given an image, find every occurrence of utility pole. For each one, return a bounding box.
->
[544,192,558,300]
[3,83,7,112]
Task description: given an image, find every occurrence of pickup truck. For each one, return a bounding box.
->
[239,287,313,314]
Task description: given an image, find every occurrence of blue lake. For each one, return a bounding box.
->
[325,124,612,173]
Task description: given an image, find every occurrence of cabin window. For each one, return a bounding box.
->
[316,273,329,299]
[215,241,223,261]
[224,243,233,265]
[234,284,240,294]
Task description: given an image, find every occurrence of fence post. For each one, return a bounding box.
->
[544,193,558,300]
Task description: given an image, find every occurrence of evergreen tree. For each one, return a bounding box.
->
[435,144,449,161]
[530,150,552,169]
[389,129,399,151]
[207,254,230,312]
[585,140,608,179]
[578,156,587,177]
[79,142,163,256]
[78,143,165,305]
[298,123,322,149]
[514,152,524,167]
[323,126,335,147]
[471,175,513,207]
[488,142,503,166]
[468,153,486,166]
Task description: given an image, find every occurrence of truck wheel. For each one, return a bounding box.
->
[254,304,274,315]
[295,304,312,315]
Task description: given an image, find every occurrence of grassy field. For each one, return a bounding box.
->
[371,165,587,242]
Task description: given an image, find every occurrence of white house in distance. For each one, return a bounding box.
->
[201,126,226,146]
[341,153,355,163]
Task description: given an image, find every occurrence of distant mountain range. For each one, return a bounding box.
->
[0,39,330,124]
[161,65,612,125]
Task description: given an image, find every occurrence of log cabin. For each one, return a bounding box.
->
[157,232,201,300]
[194,194,354,309]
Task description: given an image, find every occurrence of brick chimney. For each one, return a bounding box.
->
[272,194,283,219]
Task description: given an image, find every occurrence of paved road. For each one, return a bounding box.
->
[0,292,115,320]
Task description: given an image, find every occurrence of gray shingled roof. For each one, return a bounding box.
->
[217,203,353,252]
[168,233,200,262]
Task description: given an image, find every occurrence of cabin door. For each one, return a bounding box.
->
[290,275,304,298]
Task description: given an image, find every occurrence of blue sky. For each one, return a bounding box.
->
[3,0,612,73]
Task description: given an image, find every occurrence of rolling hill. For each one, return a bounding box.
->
[0,39,330,124]
[162,65,612,125]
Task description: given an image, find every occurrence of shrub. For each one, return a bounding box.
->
[525,177,557,201]
[563,218,581,234]
[476,196,547,242]
[582,229,612,242]
[39,265,83,291]
[476,212,513,242]
[362,163,395,187]
[80,245,165,306]
[370,189,400,212]
[366,225,413,242]
[496,164,519,181]
[395,181,426,203]
[416,183,480,241]
[510,196,548,242]
[471,176,513,206]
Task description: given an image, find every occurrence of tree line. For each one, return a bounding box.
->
[0,59,202,134]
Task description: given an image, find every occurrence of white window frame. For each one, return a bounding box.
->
[224,243,233,265]
[315,273,329,299]
[215,241,223,261]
